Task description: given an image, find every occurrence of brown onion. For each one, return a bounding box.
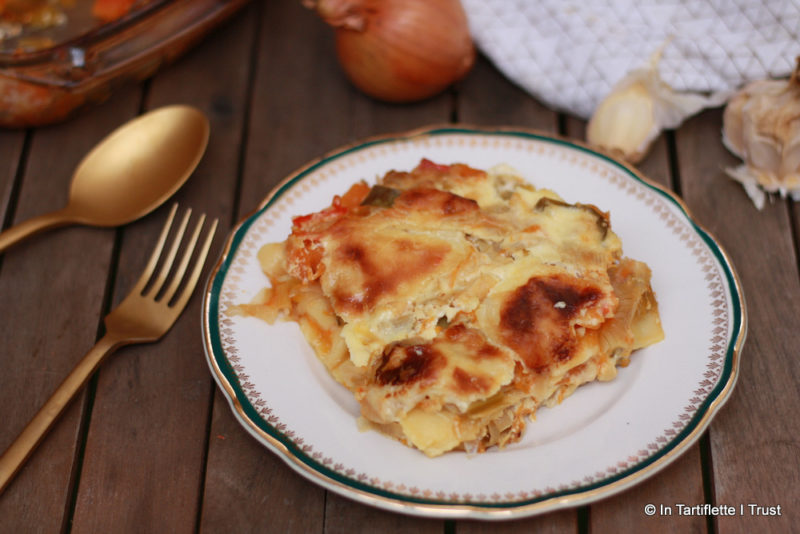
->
[305,0,475,102]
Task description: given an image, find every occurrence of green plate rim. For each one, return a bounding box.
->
[202,125,746,518]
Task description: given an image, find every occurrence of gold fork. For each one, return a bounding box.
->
[0,204,218,494]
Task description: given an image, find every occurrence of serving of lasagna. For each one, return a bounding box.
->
[237,159,664,457]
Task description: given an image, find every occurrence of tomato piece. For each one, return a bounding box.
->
[415,159,484,178]
[416,158,451,173]
[286,181,370,280]
[291,204,347,232]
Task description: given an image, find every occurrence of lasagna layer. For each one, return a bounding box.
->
[239,159,664,457]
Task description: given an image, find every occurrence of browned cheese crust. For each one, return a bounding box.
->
[237,159,664,457]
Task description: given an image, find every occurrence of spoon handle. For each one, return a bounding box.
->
[0,210,73,254]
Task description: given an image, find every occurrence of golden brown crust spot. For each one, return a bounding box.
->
[394,188,480,216]
[382,159,487,190]
[451,367,491,394]
[394,188,479,216]
[375,345,446,387]
[331,239,450,313]
[499,275,602,371]
[443,324,503,360]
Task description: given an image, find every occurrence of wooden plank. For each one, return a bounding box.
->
[0,130,25,224]
[202,1,453,531]
[793,203,800,282]
[325,493,444,534]
[561,122,709,532]
[198,2,329,531]
[675,109,800,533]
[236,0,451,218]
[452,53,576,533]
[459,512,576,534]
[461,85,708,530]
[199,2,332,530]
[0,88,141,531]
[459,56,558,133]
[202,392,326,533]
[590,447,706,534]
[66,7,256,534]
[324,116,453,526]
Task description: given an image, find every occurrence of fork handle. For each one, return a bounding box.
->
[0,333,123,494]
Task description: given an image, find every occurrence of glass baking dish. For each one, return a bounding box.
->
[1,0,249,128]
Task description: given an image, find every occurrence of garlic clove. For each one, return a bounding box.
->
[586,81,656,163]
[781,122,800,177]
[721,94,746,158]
[741,112,783,174]
[587,46,727,164]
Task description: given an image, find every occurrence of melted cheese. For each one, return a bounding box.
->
[360,324,516,422]
[243,160,664,457]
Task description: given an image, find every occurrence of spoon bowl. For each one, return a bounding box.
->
[0,105,209,252]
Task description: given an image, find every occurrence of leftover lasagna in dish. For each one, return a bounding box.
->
[237,159,664,457]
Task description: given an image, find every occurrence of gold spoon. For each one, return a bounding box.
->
[0,105,209,254]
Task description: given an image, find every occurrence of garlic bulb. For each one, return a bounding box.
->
[587,47,727,164]
[722,58,800,210]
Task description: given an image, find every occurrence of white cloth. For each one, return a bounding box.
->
[462,0,800,118]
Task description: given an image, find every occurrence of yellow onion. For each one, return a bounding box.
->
[304,0,475,102]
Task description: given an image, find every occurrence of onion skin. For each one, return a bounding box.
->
[309,0,475,103]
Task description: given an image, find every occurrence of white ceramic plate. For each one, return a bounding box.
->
[202,127,746,519]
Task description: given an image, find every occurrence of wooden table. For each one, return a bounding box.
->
[1,2,798,532]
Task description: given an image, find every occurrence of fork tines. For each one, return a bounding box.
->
[135,204,218,307]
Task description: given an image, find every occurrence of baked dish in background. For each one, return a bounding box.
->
[237,159,664,457]
[0,0,248,127]
[0,0,154,48]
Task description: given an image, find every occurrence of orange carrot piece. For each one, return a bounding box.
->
[92,0,137,22]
